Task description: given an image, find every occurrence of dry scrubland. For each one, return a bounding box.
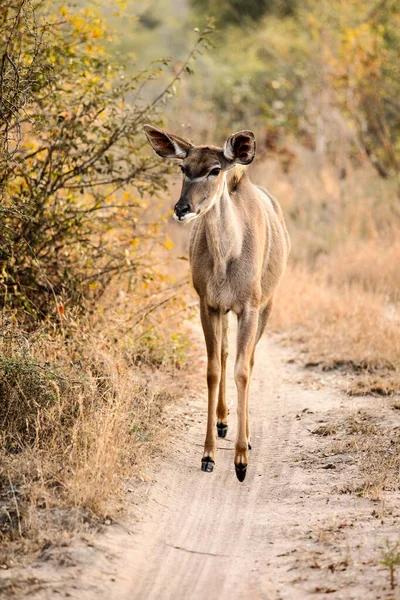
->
[261,145,400,516]
[2,131,400,568]
[257,149,400,397]
[0,267,193,563]
[1,0,400,579]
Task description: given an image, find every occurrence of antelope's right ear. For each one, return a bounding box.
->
[143,124,193,159]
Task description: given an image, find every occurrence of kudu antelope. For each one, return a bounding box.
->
[144,125,290,481]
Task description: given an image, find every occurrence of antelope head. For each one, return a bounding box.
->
[143,125,256,222]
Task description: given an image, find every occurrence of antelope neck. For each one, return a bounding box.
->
[203,174,243,278]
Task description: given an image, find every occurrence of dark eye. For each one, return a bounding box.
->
[180,165,186,174]
[209,167,221,177]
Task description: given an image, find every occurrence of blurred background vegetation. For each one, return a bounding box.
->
[114,0,400,180]
[1,0,399,555]
[1,0,400,317]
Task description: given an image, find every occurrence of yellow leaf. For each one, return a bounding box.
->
[165,234,174,250]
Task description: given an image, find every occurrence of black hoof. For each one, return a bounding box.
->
[201,457,215,473]
[248,441,252,450]
[235,463,247,482]
[217,423,228,438]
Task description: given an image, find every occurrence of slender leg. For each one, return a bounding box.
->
[234,306,259,482]
[250,298,274,374]
[248,298,274,448]
[216,312,229,438]
[200,300,222,472]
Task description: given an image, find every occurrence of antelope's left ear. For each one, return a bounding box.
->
[223,130,256,165]
[143,124,193,159]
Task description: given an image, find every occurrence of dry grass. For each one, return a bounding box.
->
[0,272,194,562]
[311,424,338,436]
[327,411,400,501]
[272,258,400,379]
[347,376,400,397]
[262,149,400,396]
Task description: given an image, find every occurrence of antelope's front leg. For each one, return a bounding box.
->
[200,300,222,473]
[216,312,229,439]
[234,306,258,482]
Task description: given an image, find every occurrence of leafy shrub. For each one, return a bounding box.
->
[0,2,212,318]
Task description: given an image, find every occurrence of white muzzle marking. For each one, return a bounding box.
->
[174,212,198,223]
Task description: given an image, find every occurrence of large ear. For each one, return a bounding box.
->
[143,124,193,159]
[223,130,256,165]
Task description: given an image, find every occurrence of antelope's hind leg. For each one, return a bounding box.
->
[247,298,274,450]
[200,301,222,473]
[234,307,258,482]
[216,312,229,439]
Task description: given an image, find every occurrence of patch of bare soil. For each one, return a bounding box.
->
[2,326,400,599]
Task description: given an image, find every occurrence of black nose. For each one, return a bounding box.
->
[174,202,191,218]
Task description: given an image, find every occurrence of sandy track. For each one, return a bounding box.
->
[12,327,400,599]
[122,333,336,600]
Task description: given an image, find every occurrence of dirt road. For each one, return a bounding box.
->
[15,327,400,599]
